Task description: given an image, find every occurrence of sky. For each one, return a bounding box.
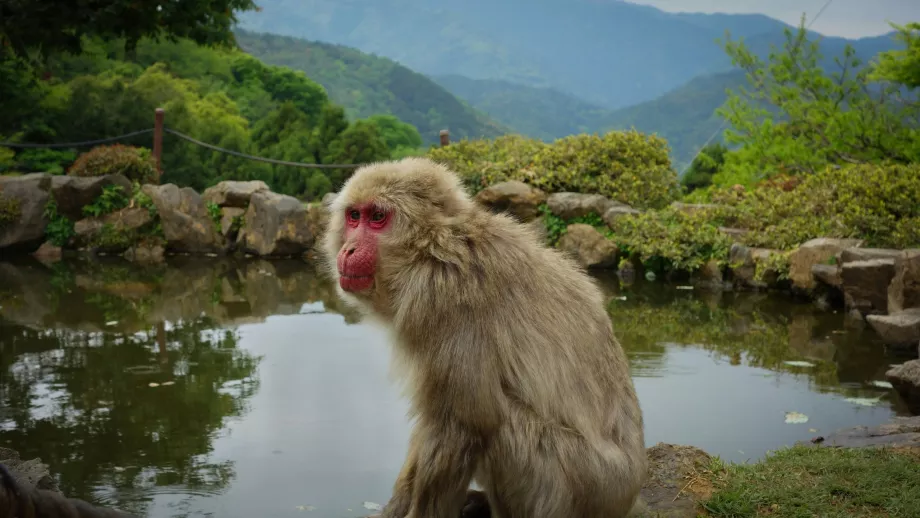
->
[627,0,920,39]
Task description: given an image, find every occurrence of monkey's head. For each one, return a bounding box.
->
[321,157,475,307]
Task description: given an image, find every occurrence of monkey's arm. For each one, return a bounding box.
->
[380,426,420,518]
[406,419,483,518]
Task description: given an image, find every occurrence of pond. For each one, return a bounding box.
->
[0,256,916,518]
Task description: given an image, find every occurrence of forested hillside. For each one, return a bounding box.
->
[0,36,427,200]
[234,30,507,144]
[237,0,899,110]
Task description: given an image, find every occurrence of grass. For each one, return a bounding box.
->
[699,445,920,517]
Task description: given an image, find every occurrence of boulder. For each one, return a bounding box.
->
[788,238,863,291]
[240,191,314,257]
[141,184,224,253]
[31,241,62,262]
[50,174,132,220]
[602,204,642,227]
[73,206,153,251]
[841,259,896,314]
[546,192,617,220]
[557,224,618,269]
[811,263,841,288]
[840,247,902,264]
[808,415,920,449]
[219,207,246,237]
[728,243,780,288]
[670,202,720,214]
[695,259,724,288]
[885,360,920,415]
[201,180,269,208]
[0,173,52,252]
[717,227,748,242]
[0,447,60,493]
[866,308,920,347]
[889,249,920,313]
[473,181,547,222]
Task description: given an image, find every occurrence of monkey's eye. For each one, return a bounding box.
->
[370,210,386,223]
[348,209,361,221]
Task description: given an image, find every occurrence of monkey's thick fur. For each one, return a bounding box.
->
[322,157,648,518]
[0,463,135,518]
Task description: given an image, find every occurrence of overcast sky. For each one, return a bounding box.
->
[627,0,920,39]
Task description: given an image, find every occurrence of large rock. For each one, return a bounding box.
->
[728,243,780,288]
[0,447,59,493]
[202,180,269,208]
[219,207,246,238]
[809,415,920,449]
[240,191,314,257]
[670,202,720,214]
[718,227,748,242]
[811,263,842,288]
[841,259,897,314]
[546,192,617,220]
[141,183,224,253]
[73,206,153,250]
[840,247,902,264]
[866,308,920,347]
[473,181,547,222]
[602,204,642,227]
[889,249,920,313]
[886,361,920,415]
[0,173,52,252]
[788,238,863,291]
[557,224,618,269]
[50,174,132,220]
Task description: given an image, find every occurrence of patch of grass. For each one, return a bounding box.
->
[701,445,920,518]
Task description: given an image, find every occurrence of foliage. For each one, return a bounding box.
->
[206,202,222,233]
[91,223,133,251]
[1,0,258,59]
[0,194,20,227]
[538,204,606,247]
[702,445,920,517]
[681,142,727,193]
[82,184,130,218]
[68,145,158,185]
[428,131,680,210]
[608,207,733,273]
[870,22,920,88]
[715,21,920,186]
[43,199,75,247]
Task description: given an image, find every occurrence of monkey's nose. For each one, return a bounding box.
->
[345,247,356,256]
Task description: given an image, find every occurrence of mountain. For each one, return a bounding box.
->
[235,0,897,110]
[233,29,508,144]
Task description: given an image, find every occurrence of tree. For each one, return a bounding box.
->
[681,142,727,192]
[323,120,391,186]
[871,22,920,89]
[0,0,259,59]
[714,18,920,186]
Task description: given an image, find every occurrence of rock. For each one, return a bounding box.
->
[670,202,720,214]
[473,181,547,222]
[305,202,329,242]
[811,263,841,288]
[124,242,165,264]
[0,447,60,493]
[201,180,269,208]
[889,249,920,313]
[240,191,314,257]
[557,224,618,269]
[638,443,713,518]
[866,308,920,347]
[220,207,246,237]
[788,238,863,291]
[602,204,641,227]
[809,415,920,449]
[142,184,224,253]
[717,227,748,242]
[840,247,902,264]
[841,259,896,314]
[695,259,723,288]
[31,241,62,262]
[729,243,779,288]
[50,174,132,220]
[546,192,618,220]
[73,206,154,251]
[886,362,920,415]
[0,173,52,253]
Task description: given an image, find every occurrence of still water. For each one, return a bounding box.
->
[0,257,916,517]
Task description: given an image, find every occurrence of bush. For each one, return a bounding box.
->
[67,144,159,184]
[427,130,680,210]
[0,194,20,227]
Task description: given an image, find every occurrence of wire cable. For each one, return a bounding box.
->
[0,128,155,149]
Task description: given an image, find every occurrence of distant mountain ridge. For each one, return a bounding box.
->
[236,0,898,110]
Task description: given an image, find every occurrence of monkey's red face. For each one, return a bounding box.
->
[337,203,392,293]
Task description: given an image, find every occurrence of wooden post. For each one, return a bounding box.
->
[439,129,450,147]
[153,108,165,183]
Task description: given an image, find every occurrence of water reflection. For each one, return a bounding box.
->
[0,258,916,518]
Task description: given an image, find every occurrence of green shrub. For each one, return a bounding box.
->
[67,144,158,184]
[0,194,20,227]
[427,130,680,210]
[43,199,75,247]
[538,204,607,246]
[82,184,129,217]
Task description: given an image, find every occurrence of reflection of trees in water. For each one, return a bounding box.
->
[595,276,903,401]
[0,317,259,515]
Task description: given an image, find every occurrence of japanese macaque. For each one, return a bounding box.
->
[0,463,135,517]
[321,157,647,518]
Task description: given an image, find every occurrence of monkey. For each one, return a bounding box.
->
[321,157,648,518]
[0,462,136,517]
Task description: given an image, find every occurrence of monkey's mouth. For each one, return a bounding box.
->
[339,274,375,293]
